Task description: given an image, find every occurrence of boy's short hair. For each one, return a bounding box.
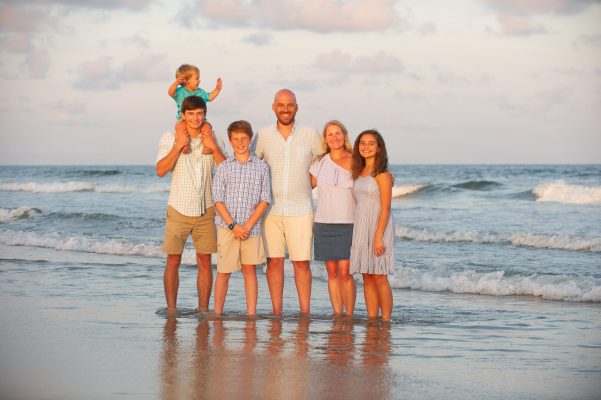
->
[227,120,253,140]
[181,96,207,115]
[175,64,199,82]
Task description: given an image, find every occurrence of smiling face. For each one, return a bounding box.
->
[272,90,298,127]
[358,133,379,160]
[229,131,251,158]
[182,108,205,132]
[324,123,346,151]
[185,73,200,91]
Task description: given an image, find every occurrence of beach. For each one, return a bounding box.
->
[1,164,600,399]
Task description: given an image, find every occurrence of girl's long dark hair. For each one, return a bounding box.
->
[351,129,389,179]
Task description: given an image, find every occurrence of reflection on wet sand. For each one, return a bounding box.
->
[160,316,394,399]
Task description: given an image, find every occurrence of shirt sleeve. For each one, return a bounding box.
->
[212,163,226,204]
[250,131,263,159]
[259,161,272,204]
[311,128,324,158]
[156,131,175,164]
[197,88,211,102]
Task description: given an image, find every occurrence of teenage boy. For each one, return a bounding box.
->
[156,96,226,314]
[212,120,271,315]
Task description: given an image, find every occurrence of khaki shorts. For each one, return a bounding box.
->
[262,213,313,261]
[217,227,266,273]
[162,206,217,254]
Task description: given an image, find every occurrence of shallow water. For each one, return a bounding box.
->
[1,164,600,399]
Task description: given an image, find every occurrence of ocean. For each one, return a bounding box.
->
[1,164,600,399]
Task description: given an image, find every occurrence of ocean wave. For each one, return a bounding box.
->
[0,229,204,264]
[0,207,42,222]
[390,267,601,302]
[451,180,502,191]
[0,181,169,193]
[532,180,601,205]
[395,225,601,252]
[391,184,428,198]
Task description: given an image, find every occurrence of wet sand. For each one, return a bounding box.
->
[1,244,600,399]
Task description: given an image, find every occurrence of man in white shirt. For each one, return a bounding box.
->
[156,96,226,314]
[252,89,323,315]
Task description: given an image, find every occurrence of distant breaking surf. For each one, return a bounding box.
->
[533,180,601,205]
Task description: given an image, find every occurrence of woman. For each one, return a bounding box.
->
[310,120,356,316]
[349,129,394,321]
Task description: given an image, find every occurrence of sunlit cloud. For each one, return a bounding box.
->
[496,14,547,36]
[316,50,404,74]
[73,53,169,90]
[183,0,401,32]
[2,0,157,11]
[481,0,600,16]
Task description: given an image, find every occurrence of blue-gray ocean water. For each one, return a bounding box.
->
[1,164,600,399]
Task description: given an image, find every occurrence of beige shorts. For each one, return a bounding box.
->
[217,227,266,273]
[162,206,217,254]
[262,213,313,261]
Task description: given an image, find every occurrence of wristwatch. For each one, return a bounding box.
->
[227,221,237,230]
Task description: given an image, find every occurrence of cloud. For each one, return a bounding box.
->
[0,33,33,53]
[184,0,400,32]
[118,53,169,81]
[481,0,600,36]
[73,53,169,90]
[127,33,149,48]
[73,56,120,90]
[316,49,404,74]
[0,3,58,33]
[481,0,600,16]
[2,0,156,11]
[21,48,50,78]
[496,14,547,36]
[575,34,601,47]
[243,33,273,46]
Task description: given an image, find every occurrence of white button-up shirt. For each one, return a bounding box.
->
[252,123,323,216]
[156,131,227,217]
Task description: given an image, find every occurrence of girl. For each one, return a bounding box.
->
[349,130,394,321]
[310,120,356,316]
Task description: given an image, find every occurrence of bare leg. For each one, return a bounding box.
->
[266,257,285,316]
[362,274,379,319]
[164,254,182,312]
[242,264,258,315]
[196,253,213,312]
[292,260,312,314]
[338,260,356,317]
[213,272,231,315]
[326,260,343,315]
[374,275,393,321]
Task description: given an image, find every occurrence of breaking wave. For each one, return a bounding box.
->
[0,181,169,193]
[390,267,601,302]
[533,180,601,205]
[0,207,42,222]
[391,184,428,198]
[395,225,601,252]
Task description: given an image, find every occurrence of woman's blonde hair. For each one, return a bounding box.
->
[315,120,352,162]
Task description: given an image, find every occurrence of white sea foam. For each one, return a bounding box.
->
[532,180,601,205]
[390,266,601,302]
[392,184,427,198]
[0,181,169,193]
[0,207,42,222]
[395,225,601,252]
[0,229,208,264]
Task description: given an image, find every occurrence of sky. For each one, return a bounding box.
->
[0,0,600,165]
